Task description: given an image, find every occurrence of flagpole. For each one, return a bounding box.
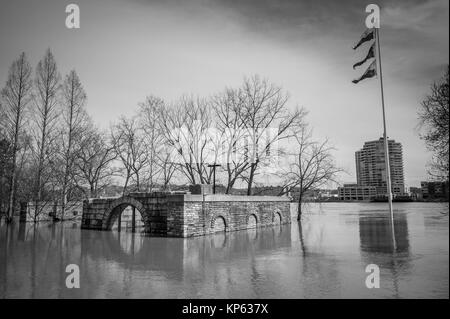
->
[375,27,394,222]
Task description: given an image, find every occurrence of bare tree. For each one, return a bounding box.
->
[111,116,149,194]
[238,75,305,195]
[138,96,165,191]
[418,65,449,180]
[159,96,215,185]
[74,125,117,199]
[59,70,88,218]
[278,125,342,220]
[0,53,33,222]
[156,146,177,190]
[211,87,249,193]
[30,49,61,220]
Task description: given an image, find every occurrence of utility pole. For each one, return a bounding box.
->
[208,164,221,194]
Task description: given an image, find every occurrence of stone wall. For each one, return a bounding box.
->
[138,192,169,235]
[82,198,111,230]
[81,192,291,237]
[166,195,185,237]
[182,194,291,237]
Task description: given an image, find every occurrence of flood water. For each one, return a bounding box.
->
[0,202,448,298]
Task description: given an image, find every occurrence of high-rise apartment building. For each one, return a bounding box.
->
[355,138,405,195]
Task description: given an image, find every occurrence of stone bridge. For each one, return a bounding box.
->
[81,192,292,237]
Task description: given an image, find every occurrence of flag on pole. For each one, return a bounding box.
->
[352,28,375,50]
[353,43,375,69]
[352,27,376,83]
[352,7,394,218]
[352,60,377,84]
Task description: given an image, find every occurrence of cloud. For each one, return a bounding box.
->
[382,0,448,31]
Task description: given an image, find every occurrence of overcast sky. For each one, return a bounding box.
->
[0,0,448,187]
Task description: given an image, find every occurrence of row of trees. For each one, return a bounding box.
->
[0,50,116,222]
[1,50,340,222]
[112,77,341,218]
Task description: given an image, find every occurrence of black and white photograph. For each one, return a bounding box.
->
[0,0,448,306]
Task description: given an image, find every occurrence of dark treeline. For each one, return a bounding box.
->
[1,50,340,222]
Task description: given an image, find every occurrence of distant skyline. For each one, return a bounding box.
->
[0,0,448,187]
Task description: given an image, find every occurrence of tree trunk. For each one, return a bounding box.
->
[298,221,306,257]
[7,170,16,223]
[34,201,39,223]
[7,110,21,223]
[123,174,130,196]
[61,110,74,221]
[246,163,257,195]
[131,206,136,233]
[90,184,96,198]
[35,117,47,203]
[297,193,303,221]
[61,193,67,222]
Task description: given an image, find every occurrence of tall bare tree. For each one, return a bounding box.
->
[59,70,88,218]
[138,96,165,191]
[278,125,341,220]
[0,53,33,222]
[418,65,449,180]
[238,75,305,195]
[31,49,61,218]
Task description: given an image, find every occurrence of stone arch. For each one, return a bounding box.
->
[273,211,282,225]
[102,196,147,231]
[247,213,258,229]
[211,215,227,233]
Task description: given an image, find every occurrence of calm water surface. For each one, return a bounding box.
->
[0,202,448,298]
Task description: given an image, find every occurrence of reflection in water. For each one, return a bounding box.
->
[0,202,448,298]
[297,217,342,298]
[359,212,410,254]
[358,211,412,298]
[113,231,145,255]
[0,222,83,298]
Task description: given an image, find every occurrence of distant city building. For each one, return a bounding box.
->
[338,184,377,201]
[355,137,405,196]
[317,189,339,199]
[421,181,449,201]
[408,187,423,201]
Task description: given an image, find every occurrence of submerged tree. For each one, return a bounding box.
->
[1,53,33,222]
[418,65,449,180]
[31,49,61,220]
[278,125,342,220]
[59,70,89,219]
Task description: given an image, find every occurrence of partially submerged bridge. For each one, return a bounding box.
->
[81,189,291,237]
